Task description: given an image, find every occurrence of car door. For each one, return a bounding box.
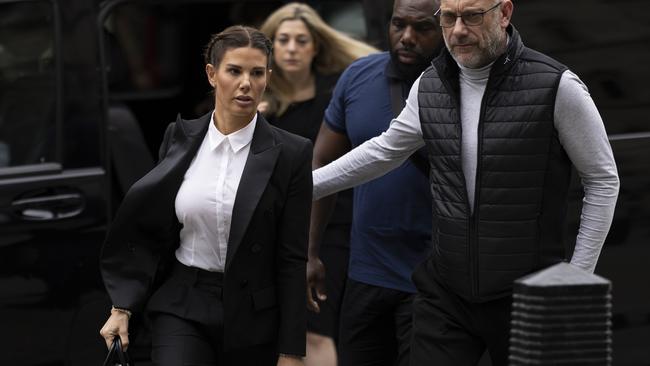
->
[0,0,110,364]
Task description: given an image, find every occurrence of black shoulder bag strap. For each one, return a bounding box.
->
[388,77,429,177]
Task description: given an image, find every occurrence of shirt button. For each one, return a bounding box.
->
[251,244,262,253]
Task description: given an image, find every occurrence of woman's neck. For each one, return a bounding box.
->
[284,69,315,102]
[213,105,253,135]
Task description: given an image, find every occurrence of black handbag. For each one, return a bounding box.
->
[102,337,133,366]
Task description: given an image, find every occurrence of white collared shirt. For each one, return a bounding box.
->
[174,112,257,272]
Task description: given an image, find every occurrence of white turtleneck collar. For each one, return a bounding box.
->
[459,62,493,81]
[456,33,511,81]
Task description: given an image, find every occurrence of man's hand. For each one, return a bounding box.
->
[277,354,304,366]
[306,256,327,313]
[307,124,350,313]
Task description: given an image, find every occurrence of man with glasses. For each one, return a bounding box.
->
[311,0,619,364]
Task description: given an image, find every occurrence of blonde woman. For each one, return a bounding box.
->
[259,3,376,366]
[260,2,376,137]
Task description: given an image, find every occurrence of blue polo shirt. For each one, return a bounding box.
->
[324,52,432,293]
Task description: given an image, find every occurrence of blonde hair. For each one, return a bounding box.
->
[260,2,377,116]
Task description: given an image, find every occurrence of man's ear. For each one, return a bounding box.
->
[500,0,514,27]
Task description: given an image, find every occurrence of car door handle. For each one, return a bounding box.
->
[11,193,85,220]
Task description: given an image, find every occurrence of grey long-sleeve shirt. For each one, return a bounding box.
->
[313,67,620,274]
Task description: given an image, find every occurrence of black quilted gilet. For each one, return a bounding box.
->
[418,26,571,302]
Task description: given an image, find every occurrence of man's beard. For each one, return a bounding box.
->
[446,20,505,68]
[389,49,437,84]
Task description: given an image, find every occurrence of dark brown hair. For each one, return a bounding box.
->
[203,25,273,67]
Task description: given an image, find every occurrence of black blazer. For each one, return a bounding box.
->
[100,112,312,355]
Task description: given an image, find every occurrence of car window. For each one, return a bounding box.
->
[0,1,58,168]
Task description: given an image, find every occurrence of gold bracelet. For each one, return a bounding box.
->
[111,305,132,319]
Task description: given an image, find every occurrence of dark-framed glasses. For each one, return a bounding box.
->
[434,2,502,28]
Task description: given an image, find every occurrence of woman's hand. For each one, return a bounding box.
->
[277,354,304,366]
[99,309,130,350]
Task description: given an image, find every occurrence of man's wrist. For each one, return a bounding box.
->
[307,238,322,259]
[278,353,302,359]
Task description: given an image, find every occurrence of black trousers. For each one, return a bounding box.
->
[409,261,512,366]
[148,261,276,366]
[338,278,415,366]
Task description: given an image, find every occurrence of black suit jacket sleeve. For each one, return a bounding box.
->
[101,121,177,313]
[276,140,312,355]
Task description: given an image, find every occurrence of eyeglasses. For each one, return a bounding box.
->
[434,2,502,28]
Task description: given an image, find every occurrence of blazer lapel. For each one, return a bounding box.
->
[225,116,280,272]
[106,113,209,245]
[157,113,209,174]
[148,113,210,208]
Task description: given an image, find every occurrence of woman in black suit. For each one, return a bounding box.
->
[99,25,311,366]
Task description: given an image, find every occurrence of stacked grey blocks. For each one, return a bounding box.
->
[509,263,612,365]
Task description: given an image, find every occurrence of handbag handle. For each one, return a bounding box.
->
[102,336,132,366]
